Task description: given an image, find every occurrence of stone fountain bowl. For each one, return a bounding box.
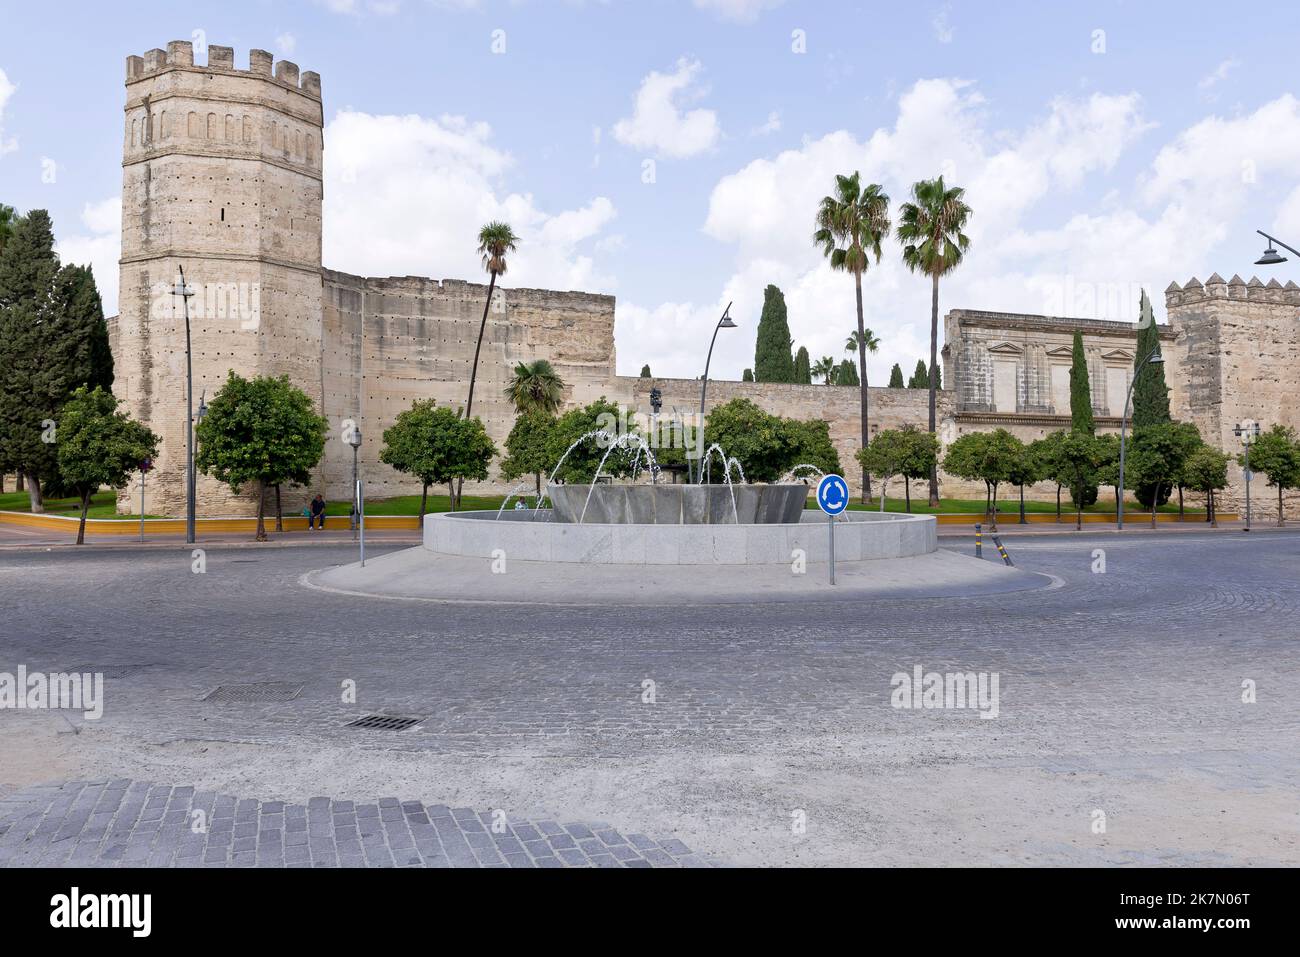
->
[547,483,810,525]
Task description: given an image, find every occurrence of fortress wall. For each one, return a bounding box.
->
[319,271,617,503]
[1168,276,1300,516]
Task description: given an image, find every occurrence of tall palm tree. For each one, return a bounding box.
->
[815,172,891,502]
[504,359,565,415]
[897,175,971,507]
[464,221,519,420]
[812,356,837,385]
[456,221,518,509]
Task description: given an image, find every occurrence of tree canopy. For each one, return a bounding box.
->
[195,372,328,540]
[55,386,159,543]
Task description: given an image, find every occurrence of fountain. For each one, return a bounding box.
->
[425,436,937,566]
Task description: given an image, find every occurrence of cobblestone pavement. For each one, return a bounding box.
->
[0,530,1297,866]
[0,781,714,868]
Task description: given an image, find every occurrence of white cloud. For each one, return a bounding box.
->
[751,110,781,136]
[322,110,618,293]
[314,0,406,14]
[0,67,18,158]
[692,0,784,22]
[56,197,121,316]
[931,5,954,44]
[612,58,721,159]
[620,78,1166,381]
[276,33,297,56]
[1198,58,1237,91]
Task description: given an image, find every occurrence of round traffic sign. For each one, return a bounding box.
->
[816,474,849,515]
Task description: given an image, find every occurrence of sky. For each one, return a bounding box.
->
[2,0,1299,385]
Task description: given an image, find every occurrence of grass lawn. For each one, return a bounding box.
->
[0,489,168,520]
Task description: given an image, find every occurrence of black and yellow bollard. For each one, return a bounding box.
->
[975,523,983,559]
[992,534,1014,567]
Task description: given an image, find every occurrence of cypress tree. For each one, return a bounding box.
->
[753,284,794,383]
[0,210,64,511]
[742,368,754,382]
[1069,330,1094,435]
[888,363,904,388]
[908,359,928,388]
[836,358,859,386]
[931,361,942,390]
[793,346,811,384]
[639,364,651,378]
[1131,289,1170,428]
[1067,330,1097,507]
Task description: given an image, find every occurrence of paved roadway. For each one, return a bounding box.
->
[0,530,1297,866]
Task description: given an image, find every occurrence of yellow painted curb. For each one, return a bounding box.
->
[932,511,1236,526]
[0,511,421,534]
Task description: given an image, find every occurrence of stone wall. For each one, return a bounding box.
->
[321,270,616,503]
[1167,275,1300,517]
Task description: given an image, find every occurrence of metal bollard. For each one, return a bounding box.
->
[975,523,983,559]
[992,534,1014,567]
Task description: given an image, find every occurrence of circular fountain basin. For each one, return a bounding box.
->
[546,483,808,525]
[423,508,936,565]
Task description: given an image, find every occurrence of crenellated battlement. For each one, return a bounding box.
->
[125,41,321,100]
[1165,274,1300,308]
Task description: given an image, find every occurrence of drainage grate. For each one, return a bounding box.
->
[346,714,421,732]
[63,665,152,679]
[203,682,304,703]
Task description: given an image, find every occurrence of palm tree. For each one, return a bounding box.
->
[464,221,519,419]
[845,329,880,360]
[815,172,891,502]
[812,356,837,385]
[897,175,972,507]
[456,221,518,508]
[504,359,565,415]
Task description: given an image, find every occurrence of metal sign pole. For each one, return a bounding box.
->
[357,479,366,567]
[828,511,836,585]
[139,470,145,543]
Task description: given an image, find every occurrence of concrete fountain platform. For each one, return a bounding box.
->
[306,545,1054,606]
[424,509,938,565]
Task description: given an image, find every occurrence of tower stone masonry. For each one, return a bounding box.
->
[114,40,324,516]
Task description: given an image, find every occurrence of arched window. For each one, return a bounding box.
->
[187,112,199,137]
[207,113,217,139]
[242,115,252,144]
[225,115,235,141]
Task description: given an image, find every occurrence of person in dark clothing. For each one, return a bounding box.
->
[309,494,327,530]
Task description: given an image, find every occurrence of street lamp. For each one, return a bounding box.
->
[1117,345,1165,531]
[173,267,197,544]
[694,302,736,484]
[1234,420,1260,532]
[348,424,362,541]
[1254,230,1299,265]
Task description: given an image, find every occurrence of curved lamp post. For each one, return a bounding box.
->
[1255,230,1300,265]
[1117,346,1165,531]
[173,267,197,544]
[693,302,736,484]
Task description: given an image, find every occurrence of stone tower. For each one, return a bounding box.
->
[113,40,324,515]
[1166,274,1300,513]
